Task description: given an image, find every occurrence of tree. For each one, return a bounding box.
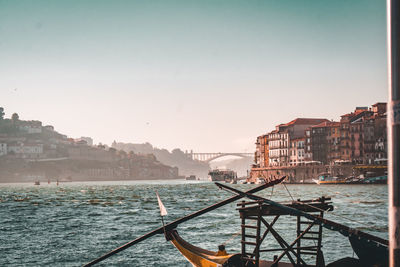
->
[0,107,4,120]
[11,113,19,123]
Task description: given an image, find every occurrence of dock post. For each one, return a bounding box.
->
[388,0,400,266]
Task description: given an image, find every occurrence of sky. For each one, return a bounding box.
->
[0,0,387,153]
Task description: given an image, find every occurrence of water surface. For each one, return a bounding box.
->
[0,180,388,266]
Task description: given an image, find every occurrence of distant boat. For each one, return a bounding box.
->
[312,173,346,185]
[362,174,387,184]
[255,177,266,184]
[208,169,237,183]
[34,181,40,185]
[314,172,388,185]
[185,175,197,181]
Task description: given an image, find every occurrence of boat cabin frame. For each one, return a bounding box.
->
[238,196,333,267]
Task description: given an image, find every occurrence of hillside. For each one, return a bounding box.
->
[0,110,182,182]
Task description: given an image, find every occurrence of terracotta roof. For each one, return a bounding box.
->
[311,121,340,128]
[372,102,386,107]
[283,118,329,126]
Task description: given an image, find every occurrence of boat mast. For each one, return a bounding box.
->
[388,0,400,266]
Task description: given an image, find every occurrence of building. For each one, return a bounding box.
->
[327,122,341,164]
[250,103,388,182]
[310,123,329,164]
[308,121,341,165]
[7,142,43,158]
[18,121,42,134]
[338,104,386,164]
[263,118,329,167]
[0,143,7,156]
[77,137,93,146]
[289,137,305,166]
[268,129,289,166]
[262,134,269,167]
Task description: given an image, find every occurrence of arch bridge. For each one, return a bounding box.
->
[187,152,254,163]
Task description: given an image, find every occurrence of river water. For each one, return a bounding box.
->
[0,180,388,266]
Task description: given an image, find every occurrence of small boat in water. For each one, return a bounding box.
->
[208,169,237,183]
[185,175,197,181]
[362,174,387,184]
[314,172,388,185]
[312,173,346,184]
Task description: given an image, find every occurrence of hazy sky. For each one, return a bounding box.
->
[0,0,387,152]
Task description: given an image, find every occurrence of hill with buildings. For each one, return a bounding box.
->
[0,108,182,182]
[111,142,210,179]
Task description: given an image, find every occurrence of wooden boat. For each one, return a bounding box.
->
[168,230,293,267]
[84,177,388,267]
[312,173,347,185]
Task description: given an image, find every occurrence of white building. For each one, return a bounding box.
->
[8,143,43,158]
[289,138,305,166]
[268,130,289,167]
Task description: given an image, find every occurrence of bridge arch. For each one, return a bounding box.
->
[188,152,253,163]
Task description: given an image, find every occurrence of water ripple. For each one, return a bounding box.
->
[0,181,388,266]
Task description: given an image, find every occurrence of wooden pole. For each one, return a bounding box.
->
[388,1,400,266]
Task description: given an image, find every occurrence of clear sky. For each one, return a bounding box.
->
[0,0,387,152]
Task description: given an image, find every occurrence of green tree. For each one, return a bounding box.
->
[11,113,19,123]
[0,107,4,120]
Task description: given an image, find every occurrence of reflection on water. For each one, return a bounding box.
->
[0,180,387,266]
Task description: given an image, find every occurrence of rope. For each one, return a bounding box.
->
[282,182,294,201]
[222,229,242,246]
[294,200,372,228]
[280,183,373,229]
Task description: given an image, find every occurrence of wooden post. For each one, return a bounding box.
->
[316,197,324,266]
[296,198,301,265]
[388,1,400,266]
[255,201,262,266]
[241,200,246,265]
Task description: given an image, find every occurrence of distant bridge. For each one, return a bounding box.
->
[187,152,254,163]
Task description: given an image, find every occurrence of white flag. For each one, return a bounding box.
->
[156,191,168,217]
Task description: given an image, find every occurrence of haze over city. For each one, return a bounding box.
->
[0,0,387,152]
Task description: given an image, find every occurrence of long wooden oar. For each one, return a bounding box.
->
[83,176,286,266]
[215,182,388,246]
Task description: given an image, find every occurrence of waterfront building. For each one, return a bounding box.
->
[254,134,270,168]
[254,136,262,168]
[339,104,386,165]
[0,143,7,156]
[250,102,388,182]
[262,135,269,168]
[305,128,312,162]
[327,122,341,164]
[268,118,329,167]
[289,137,305,166]
[310,123,328,165]
[268,129,288,167]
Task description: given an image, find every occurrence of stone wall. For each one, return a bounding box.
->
[249,164,356,183]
